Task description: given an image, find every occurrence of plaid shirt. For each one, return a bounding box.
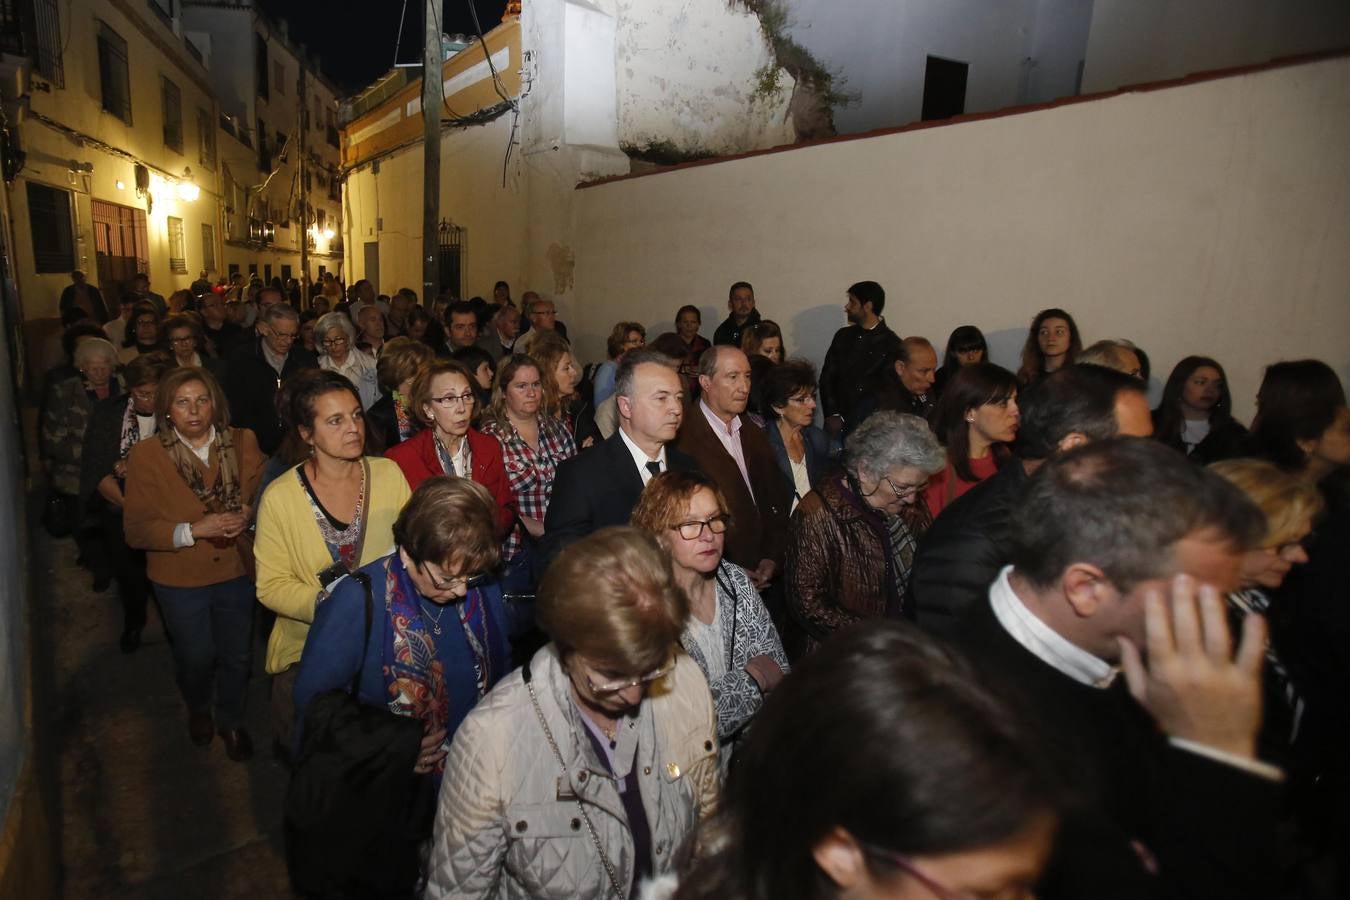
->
[481,415,577,560]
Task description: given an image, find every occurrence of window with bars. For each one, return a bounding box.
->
[97,21,132,124]
[197,107,216,170]
[162,77,183,152]
[168,216,186,273]
[201,223,215,273]
[30,0,65,88]
[26,182,74,273]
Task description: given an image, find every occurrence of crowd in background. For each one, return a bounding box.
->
[36,268,1350,899]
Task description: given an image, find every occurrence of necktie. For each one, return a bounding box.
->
[645,460,662,479]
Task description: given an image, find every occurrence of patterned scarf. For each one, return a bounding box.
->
[394,392,415,442]
[118,398,140,461]
[383,554,450,744]
[158,427,242,514]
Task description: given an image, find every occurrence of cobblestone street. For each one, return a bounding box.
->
[41,521,294,899]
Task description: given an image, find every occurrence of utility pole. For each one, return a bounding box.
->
[297,59,310,308]
[421,0,442,307]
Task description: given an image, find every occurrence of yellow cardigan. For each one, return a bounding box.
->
[254,457,411,674]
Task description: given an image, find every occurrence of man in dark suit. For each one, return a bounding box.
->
[819,280,902,440]
[675,346,789,587]
[225,303,318,455]
[544,350,698,558]
[910,364,1154,638]
[949,438,1280,899]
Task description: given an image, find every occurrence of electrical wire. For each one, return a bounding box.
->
[463,0,519,185]
[394,0,410,71]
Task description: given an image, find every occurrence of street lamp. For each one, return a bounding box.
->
[177,167,200,202]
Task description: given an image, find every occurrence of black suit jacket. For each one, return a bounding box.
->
[951,595,1280,900]
[543,431,699,560]
[909,459,1030,639]
[225,337,319,455]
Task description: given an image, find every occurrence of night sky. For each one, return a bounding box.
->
[257,0,509,94]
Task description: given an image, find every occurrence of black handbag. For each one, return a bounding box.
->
[283,571,436,898]
[41,490,78,538]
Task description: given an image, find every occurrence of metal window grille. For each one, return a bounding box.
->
[200,223,215,273]
[197,108,216,169]
[167,216,186,273]
[162,77,183,152]
[27,0,65,87]
[26,181,74,273]
[91,198,148,295]
[96,21,131,124]
[437,220,466,299]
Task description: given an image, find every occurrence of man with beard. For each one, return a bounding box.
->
[819,280,902,439]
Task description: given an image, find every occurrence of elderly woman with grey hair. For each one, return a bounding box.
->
[785,411,945,654]
[315,311,379,409]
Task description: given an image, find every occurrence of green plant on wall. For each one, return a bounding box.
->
[733,0,852,110]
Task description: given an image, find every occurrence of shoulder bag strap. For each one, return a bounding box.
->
[348,570,375,697]
[521,661,627,900]
[347,458,373,569]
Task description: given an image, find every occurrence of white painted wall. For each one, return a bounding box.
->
[569,55,1350,422]
[785,0,1094,134]
[614,0,797,153]
[1082,0,1350,93]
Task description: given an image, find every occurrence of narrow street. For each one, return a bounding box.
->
[39,516,294,898]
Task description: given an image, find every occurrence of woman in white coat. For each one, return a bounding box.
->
[426,527,719,899]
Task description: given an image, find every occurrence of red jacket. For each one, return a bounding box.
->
[385,428,515,537]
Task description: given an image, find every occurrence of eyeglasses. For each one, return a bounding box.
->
[1271,534,1314,559]
[268,329,299,342]
[671,514,730,541]
[417,559,491,593]
[862,843,996,900]
[581,657,674,696]
[169,336,196,346]
[320,336,349,348]
[130,388,157,402]
[430,391,476,409]
[881,474,927,502]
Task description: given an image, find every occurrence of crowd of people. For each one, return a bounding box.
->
[37,270,1350,899]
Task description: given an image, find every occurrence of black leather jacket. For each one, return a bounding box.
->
[819,319,901,427]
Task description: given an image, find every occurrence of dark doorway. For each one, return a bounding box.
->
[90,198,148,302]
[921,56,968,121]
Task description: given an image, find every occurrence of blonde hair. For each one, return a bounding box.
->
[375,335,434,393]
[1209,458,1324,547]
[536,527,688,674]
[527,332,575,419]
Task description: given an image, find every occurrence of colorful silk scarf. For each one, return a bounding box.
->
[158,427,242,514]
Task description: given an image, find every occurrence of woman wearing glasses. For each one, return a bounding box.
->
[632,472,789,766]
[386,359,514,536]
[786,411,945,655]
[666,622,1057,900]
[315,311,379,409]
[291,477,511,893]
[427,527,718,900]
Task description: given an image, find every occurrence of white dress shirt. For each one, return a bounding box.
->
[989,566,1282,781]
[618,426,667,486]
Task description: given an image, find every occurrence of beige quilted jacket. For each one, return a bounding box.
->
[424,644,719,899]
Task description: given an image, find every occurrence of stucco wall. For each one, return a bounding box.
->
[615,0,797,154]
[570,54,1350,422]
[1082,0,1350,93]
[786,0,1094,134]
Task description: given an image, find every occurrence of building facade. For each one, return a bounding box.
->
[182,0,344,288]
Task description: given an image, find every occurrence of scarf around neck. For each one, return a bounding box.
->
[158,426,242,513]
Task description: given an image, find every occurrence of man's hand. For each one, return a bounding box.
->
[1118,575,1264,760]
[750,559,777,590]
[824,415,844,437]
[745,655,785,694]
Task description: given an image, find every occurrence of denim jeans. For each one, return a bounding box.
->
[154,577,255,729]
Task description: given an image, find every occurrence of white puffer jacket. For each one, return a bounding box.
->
[425,644,719,899]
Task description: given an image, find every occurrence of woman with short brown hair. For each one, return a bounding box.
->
[367,335,436,450]
[427,528,718,899]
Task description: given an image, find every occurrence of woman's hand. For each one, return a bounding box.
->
[520,515,545,539]
[745,655,785,694]
[413,727,448,775]
[192,511,246,540]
